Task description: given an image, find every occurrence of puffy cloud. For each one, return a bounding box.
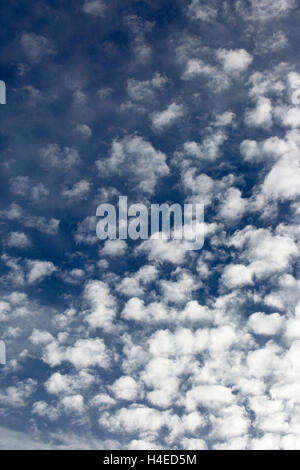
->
[43,338,110,369]
[222,264,253,289]
[183,385,235,411]
[181,438,208,450]
[32,401,60,421]
[99,405,176,438]
[279,107,300,128]
[228,226,298,280]
[151,103,184,131]
[74,216,97,245]
[110,376,141,401]
[126,74,168,102]
[74,124,92,139]
[62,268,85,285]
[218,188,248,222]
[45,372,92,395]
[122,297,165,322]
[187,0,218,22]
[244,97,273,129]
[216,49,253,74]
[6,232,31,249]
[96,135,169,194]
[83,280,116,330]
[182,59,217,80]
[82,0,107,17]
[61,180,91,201]
[0,379,37,408]
[10,176,49,203]
[90,393,116,409]
[61,395,85,413]
[100,239,127,257]
[117,265,158,297]
[27,260,56,284]
[236,0,296,22]
[41,144,80,170]
[137,237,187,265]
[247,312,284,336]
[159,271,198,304]
[212,111,235,127]
[255,31,288,54]
[30,329,54,345]
[183,130,227,161]
[247,342,283,379]
[263,158,300,200]
[240,130,300,204]
[210,405,250,440]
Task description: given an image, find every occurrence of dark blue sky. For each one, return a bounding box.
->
[1,0,300,450]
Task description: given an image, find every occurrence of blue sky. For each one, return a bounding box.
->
[1,0,300,450]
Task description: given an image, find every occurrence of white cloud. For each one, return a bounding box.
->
[27,260,56,284]
[228,226,298,280]
[61,180,91,201]
[247,312,284,336]
[210,405,250,440]
[127,73,168,102]
[10,177,49,203]
[45,371,94,395]
[99,405,175,438]
[41,144,80,170]
[137,237,187,265]
[212,111,235,127]
[32,401,60,421]
[90,393,116,409]
[183,130,227,161]
[84,280,116,330]
[96,135,169,195]
[245,97,273,128]
[217,49,253,74]
[82,0,107,17]
[43,338,110,369]
[0,379,37,408]
[181,437,208,450]
[182,59,216,80]
[279,107,300,128]
[183,385,235,411]
[151,103,184,131]
[61,395,85,413]
[74,216,97,244]
[0,427,52,450]
[110,376,141,401]
[74,124,92,138]
[159,271,198,304]
[218,188,248,221]
[236,0,296,22]
[222,264,253,289]
[263,157,300,200]
[101,239,127,257]
[117,265,158,297]
[187,0,218,22]
[256,31,288,54]
[30,329,54,345]
[7,232,31,249]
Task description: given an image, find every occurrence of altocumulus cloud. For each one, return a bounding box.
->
[1,0,300,451]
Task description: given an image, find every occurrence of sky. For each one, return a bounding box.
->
[1,0,300,450]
